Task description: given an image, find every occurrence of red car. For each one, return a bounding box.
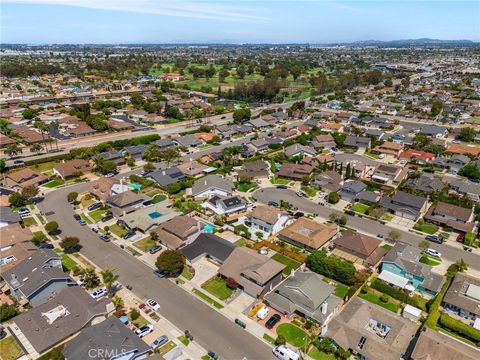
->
[456,233,465,243]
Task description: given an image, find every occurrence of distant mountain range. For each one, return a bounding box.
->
[345,38,477,46]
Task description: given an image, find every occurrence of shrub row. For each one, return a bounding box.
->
[371,279,428,311]
[439,313,480,345]
[424,275,453,328]
[307,249,356,286]
[252,240,306,263]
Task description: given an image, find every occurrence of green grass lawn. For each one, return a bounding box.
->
[192,289,224,309]
[236,182,256,192]
[30,161,58,173]
[302,186,318,198]
[80,213,93,224]
[308,347,337,360]
[235,238,248,247]
[414,223,438,234]
[22,216,37,227]
[201,277,234,301]
[88,209,107,222]
[263,333,276,344]
[109,224,129,237]
[352,203,370,214]
[61,254,78,271]
[364,152,380,160]
[43,179,64,188]
[269,176,290,185]
[420,254,442,266]
[358,293,400,313]
[271,253,301,275]
[180,266,194,280]
[159,341,177,355]
[37,214,46,224]
[0,337,23,360]
[133,236,156,252]
[129,312,150,328]
[276,323,308,348]
[126,246,141,256]
[178,335,190,346]
[334,284,349,299]
[152,194,167,203]
[382,244,394,251]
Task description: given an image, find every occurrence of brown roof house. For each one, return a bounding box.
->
[278,218,338,251]
[276,163,313,181]
[219,247,285,297]
[245,205,292,238]
[0,223,37,271]
[371,141,403,158]
[333,232,387,267]
[311,134,336,149]
[52,159,92,180]
[424,202,475,233]
[3,168,49,190]
[106,191,149,217]
[237,160,269,179]
[313,170,343,193]
[152,215,202,249]
[443,272,480,320]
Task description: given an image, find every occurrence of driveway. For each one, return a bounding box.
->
[190,258,220,287]
[39,183,275,360]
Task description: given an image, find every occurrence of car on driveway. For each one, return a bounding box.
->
[17,208,30,217]
[123,232,135,240]
[425,248,441,258]
[87,202,102,211]
[147,299,160,311]
[265,314,281,329]
[135,325,154,338]
[101,214,113,222]
[425,235,444,244]
[90,287,107,299]
[256,306,269,320]
[149,245,162,254]
[151,335,168,349]
[38,243,54,249]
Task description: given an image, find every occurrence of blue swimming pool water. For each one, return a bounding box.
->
[201,221,217,233]
[148,211,162,219]
[129,184,142,190]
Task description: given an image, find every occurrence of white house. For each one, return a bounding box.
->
[246,205,292,236]
[192,174,235,198]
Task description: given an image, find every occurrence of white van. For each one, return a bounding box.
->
[272,345,300,360]
[256,306,269,320]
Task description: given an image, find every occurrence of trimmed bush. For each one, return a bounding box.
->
[307,249,356,286]
[439,313,480,345]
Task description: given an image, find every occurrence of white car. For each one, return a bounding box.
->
[256,306,269,320]
[452,140,461,144]
[147,299,160,311]
[378,154,385,159]
[295,191,304,197]
[273,345,300,360]
[425,248,442,258]
[135,325,154,338]
[77,278,85,286]
[90,287,107,299]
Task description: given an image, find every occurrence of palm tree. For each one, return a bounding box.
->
[30,143,43,154]
[5,144,22,158]
[101,269,119,294]
[456,259,468,273]
[0,118,11,135]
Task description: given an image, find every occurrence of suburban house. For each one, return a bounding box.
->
[278,218,338,251]
[355,190,381,204]
[181,233,237,265]
[247,138,270,153]
[411,327,479,360]
[403,175,445,193]
[3,249,76,307]
[371,141,403,157]
[265,271,343,325]
[418,125,448,138]
[248,118,271,129]
[245,205,292,236]
[202,195,247,215]
[443,272,480,322]
[344,135,371,150]
[237,160,269,179]
[0,206,22,227]
[62,316,151,360]
[148,166,186,187]
[98,150,126,166]
[399,149,436,164]
[52,159,91,179]
[339,180,367,201]
[325,297,418,360]
[0,224,36,271]
[449,179,480,201]
[192,174,235,198]
[276,163,313,180]
[433,154,471,174]
[332,232,386,267]
[88,177,128,200]
[106,191,149,217]
[218,247,285,298]
[364,128,385,140]
[121,144,148,159]
[379,191,428,220]
[173,134,204,148]
[372,164,408,184]
[379,242,444,296]
[313,171,343,193]
[11,287,110,357]
[311,134,336,149]
[318,122,344,133]
[424,202,475,233]
[154,138,176,151]
[152,215,202,250]
[284,144,316,158]
[446,144,480,158]
[3,168,49,190]
[177,160,214,177]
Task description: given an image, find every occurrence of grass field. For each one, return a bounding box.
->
[43,179,64,188]
[152,194,167,203]
[352,203,370,214]
[234,238,248,247]
[181,266,194,280]
[133,236,156,252]
[302,186,318,198]
[130,313,149,328]
[80,213,92,224]
[334,283,349,299]
[382,244,394,251]
[271,253,301,275]
[126,246,141,256]
[178,335,190,346]
[276,323,308,348]
[159,341,177,355]
[30,161,58,173]
[88,209,107,222]
[263,333,276,344]
[201,277,233,301]
[192,289,224,309]
[420,254,442,266]
[0,337,23,360]
[22,216,37,226]
[269,176,290,185]
[110,224,129,238]
[308,347,337,360]
[358,293,400,313]
[61,254,78,271]
[414,222,438,234]
[236,182,256,192]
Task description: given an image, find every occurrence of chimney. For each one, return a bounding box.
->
[162,170,166,176]
[321,302,328,315]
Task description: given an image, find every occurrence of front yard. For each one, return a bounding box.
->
[109,224,129,238]
[414,222,438,234]
[133,236,156,252]
[269,176,290,185]
[420,254,442,266]
[0,337,23,360]
[271,253,301,275]
[276,323,308,348]
[236,182,256,192]
[201,277,234,301]
[352,202,369,214]
[61,254,78,271]
[88,208,108,222]
[21,216,37,227]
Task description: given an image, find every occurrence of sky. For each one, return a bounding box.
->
[1,1,479,44]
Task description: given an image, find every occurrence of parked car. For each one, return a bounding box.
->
[79,218,86,226]
[149,245,162,254]
[147,299,160,311]
[100,234,110,242]
[101,214,113,222]
[272,345,299,360]
[90,287,107,299]
[456,233,465,243]
[77,278,85,286]
[295,191,304,197]
[425,248,442,258]
[293,211,304,218]
[207,351,219,360]
[256,306,269,320]
[87,202,102,211]
[123,232,135,240]
[135,325,154,338]
[73,214,81,221]
[38,242,54,249]
[17,208,30,217]
[105,172,117,178]
[378,154,385,159]
[425,235,444,244]
[151,335,168,349]
[154,268,168,278]
[276,185,287,189]
[267,201,279,207]
[265,314,281,329]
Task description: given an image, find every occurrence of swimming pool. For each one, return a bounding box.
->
[148,211,162,219]
[129,184,142,190]
[201,221,217,233]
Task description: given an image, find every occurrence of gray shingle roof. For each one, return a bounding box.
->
[192,174,234,196]
[180,233,237,263]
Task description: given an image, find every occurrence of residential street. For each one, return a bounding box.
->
[253,187,480,271]
[39,183,275,360]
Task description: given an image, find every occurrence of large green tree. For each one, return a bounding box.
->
[155,249,184,275]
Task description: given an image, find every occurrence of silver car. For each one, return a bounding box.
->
[151,335,168,349]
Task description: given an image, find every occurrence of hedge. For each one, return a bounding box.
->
[24,153,67,166]
[425,275,453,328]
[252,240,306,263]
[439,313,480,345]
[307,250,356,286]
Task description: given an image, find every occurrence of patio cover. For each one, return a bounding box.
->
[378,271,409,288]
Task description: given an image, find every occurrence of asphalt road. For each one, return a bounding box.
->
[253,187,480,271]
[39,183,275,360]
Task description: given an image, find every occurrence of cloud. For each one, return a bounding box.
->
[3,0,268,21]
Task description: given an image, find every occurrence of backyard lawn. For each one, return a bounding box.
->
[382,244,393,251]
[276,323,308,348]
[352,203,370,214]
[109,224,129,237]
[0,337,23,360]
[271,253,301,275]
[414,222,438,234]
[358,293,400,313]
[61,254,78,271]
[334,283,349,299]
[308,347,337,360]
[152,194,167,203]
[201,277,234,301]
[269,176,290,185]
[133,237,156,252]
[22,216,37,227]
